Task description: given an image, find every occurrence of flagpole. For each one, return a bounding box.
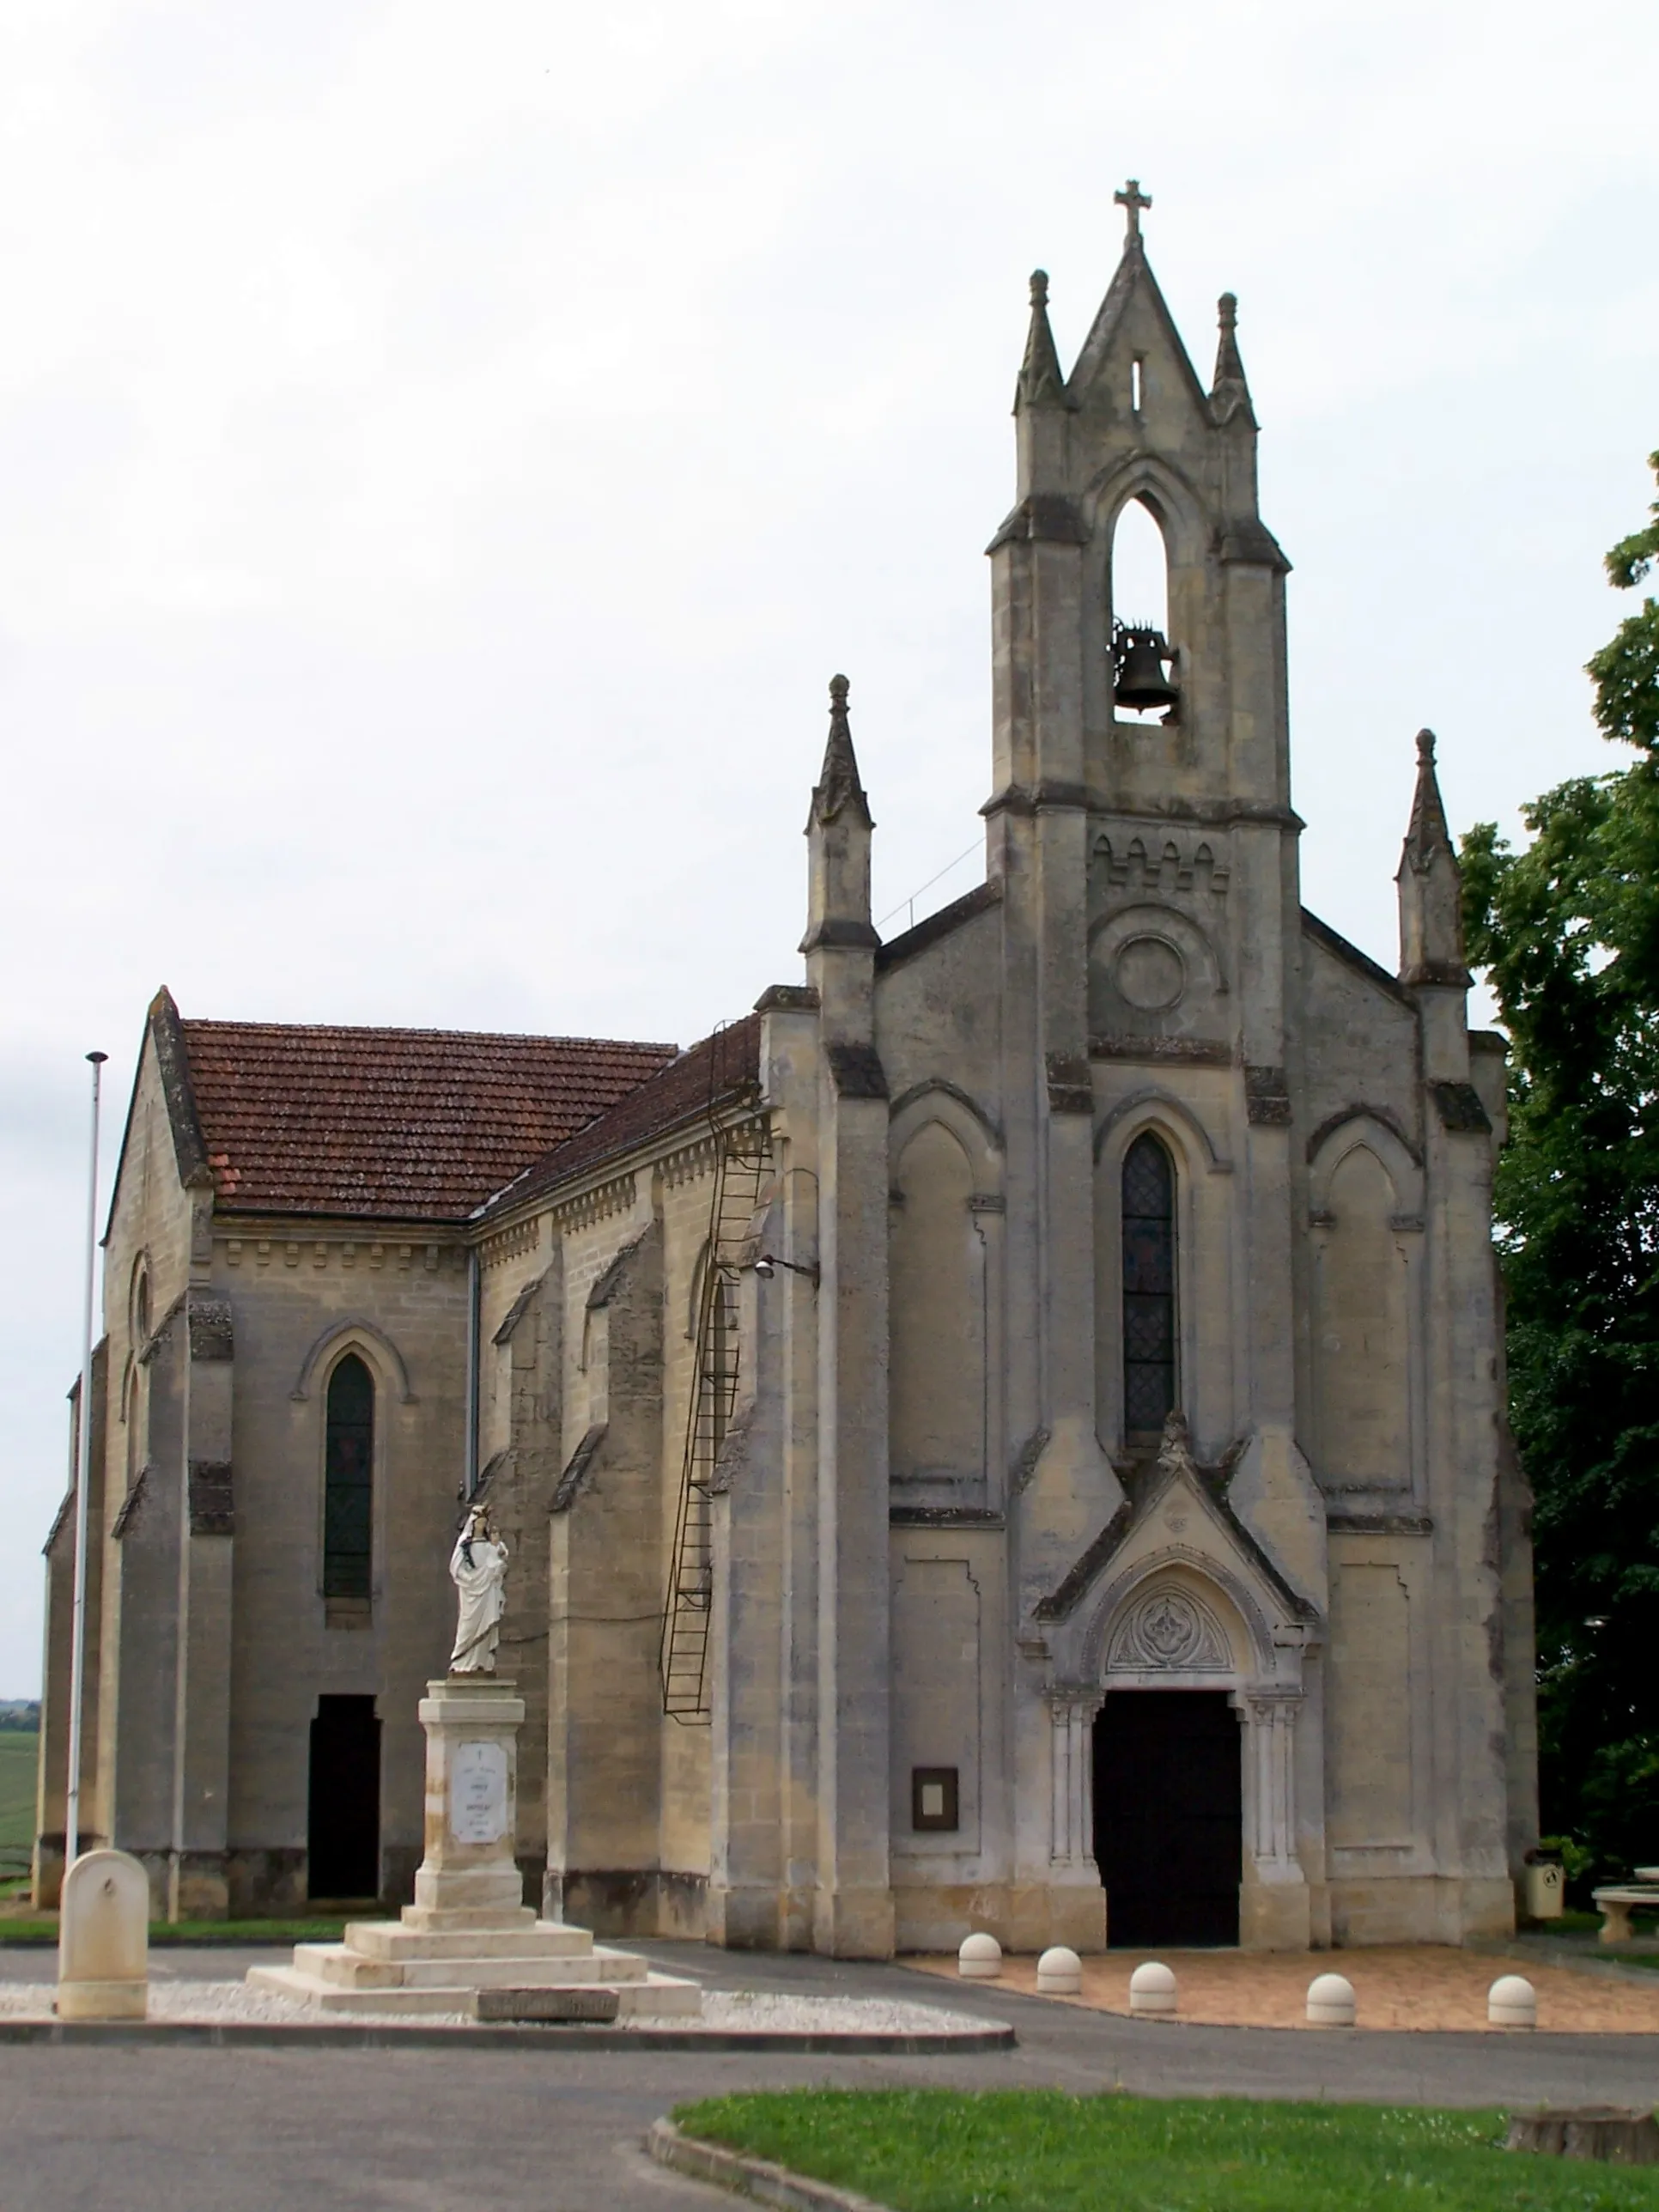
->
[64,1049,107,1875]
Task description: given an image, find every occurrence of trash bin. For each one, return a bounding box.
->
[1523,1854,1565,1920]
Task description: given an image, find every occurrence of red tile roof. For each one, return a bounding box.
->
[179,1017,680,1222]
[483,1016,762,1219]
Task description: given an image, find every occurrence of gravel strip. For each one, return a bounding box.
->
[0,1981,990,2037]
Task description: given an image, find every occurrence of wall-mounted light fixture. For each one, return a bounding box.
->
[751,1253,820,1288]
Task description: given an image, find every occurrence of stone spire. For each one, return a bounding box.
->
[1396,728,1470,988]
[808,674,872,830]
[803,676,878,1039]
[1015,270,1066,410]
[1210,292,1256,427]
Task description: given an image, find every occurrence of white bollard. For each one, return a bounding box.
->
[58,1850,149,2021]
[958,1932,1003,1980]
[1488,1974,1537,2030]
[1306,1972,1356,2027]
[1036,1944,1083,1995]
[1128,1960,1178,2019]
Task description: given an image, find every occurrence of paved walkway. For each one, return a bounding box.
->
[908,1942,1659,2032]
[5,1942,1659,2212]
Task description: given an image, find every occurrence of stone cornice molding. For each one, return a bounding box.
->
[222,1234,450,1275]
[480,1218,539,1268]
[549,1173,638,1235]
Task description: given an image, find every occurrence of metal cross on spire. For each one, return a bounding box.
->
[1115,178,1152,240]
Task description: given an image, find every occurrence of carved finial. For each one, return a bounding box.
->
[1016,268,1065,409]
[811,673,871,830]
[1114,178,1152,241]
[1398,724,1468,982]
[1403,727,1453,873]
[1210,290,1255,426]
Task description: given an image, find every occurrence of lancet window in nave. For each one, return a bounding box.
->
[1121,1132,1176,1437]
[323,1352,374,1602]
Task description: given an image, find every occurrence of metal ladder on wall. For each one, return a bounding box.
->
[659,1116,772,1721]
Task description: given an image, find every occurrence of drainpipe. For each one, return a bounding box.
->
[464,1246,481,1498]
[65,1049,107,1872]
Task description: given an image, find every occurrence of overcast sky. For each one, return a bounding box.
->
[2,0,1656,1694]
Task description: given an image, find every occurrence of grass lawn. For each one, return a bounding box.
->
[0,1917,350,1944]
[0,1734,38,1879]
[675,2090,1659,2211]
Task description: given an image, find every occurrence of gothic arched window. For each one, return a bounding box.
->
[324,1354,374,1601]
[1121,1133,1176,1436]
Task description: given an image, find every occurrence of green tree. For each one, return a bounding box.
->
[1462,453,1659,1880]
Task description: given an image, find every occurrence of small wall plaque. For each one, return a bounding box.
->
[450,1739,508,1845]
[912,1766,960,1833]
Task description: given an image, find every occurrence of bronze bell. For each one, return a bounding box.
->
[1114,623,1180,715]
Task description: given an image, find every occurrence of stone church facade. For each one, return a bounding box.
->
[36,208,1537,1953]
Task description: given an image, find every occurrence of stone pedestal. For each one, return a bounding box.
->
[409,1675,528,1926]
[249,1675,700,2019]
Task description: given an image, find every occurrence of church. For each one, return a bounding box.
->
[35,191,1538,1954]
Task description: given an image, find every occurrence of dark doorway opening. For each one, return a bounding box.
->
[1095,1690,1241,1946]
[307,1694,381,1901]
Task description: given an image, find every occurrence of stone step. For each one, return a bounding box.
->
[292,1944,399,1990]
[345,1919,594,1963]
[289,1942,650,1992]
[393,1948,649,1990]
[398,1905,538,1934]
[246,1963,702,2021]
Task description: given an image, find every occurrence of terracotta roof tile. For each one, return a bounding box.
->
[180,1019,679,1222]
[483,1016,762,1218]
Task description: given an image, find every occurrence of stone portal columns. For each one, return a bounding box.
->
[1044,1687,1107,1950]
[1240,1689,1312,1948]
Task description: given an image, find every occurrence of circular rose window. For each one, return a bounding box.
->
[1113,935,1185,1011]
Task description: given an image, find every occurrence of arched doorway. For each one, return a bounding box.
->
[307,1694,381,1902]
[1094,1690,1241,1945]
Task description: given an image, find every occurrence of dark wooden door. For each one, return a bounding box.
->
[307,1695,381,1901]
[1094,1690,1241,1946]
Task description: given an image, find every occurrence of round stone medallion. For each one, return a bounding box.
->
[1114,934,1185,1011]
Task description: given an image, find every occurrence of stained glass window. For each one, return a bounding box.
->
[324,1354,374,1601]
[1122,1133,1176,1434]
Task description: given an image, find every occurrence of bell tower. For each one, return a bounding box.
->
[988,179,1292,832]
[988,184,1306,1599]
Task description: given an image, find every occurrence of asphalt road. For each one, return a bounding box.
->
[3,1942,1658,2211]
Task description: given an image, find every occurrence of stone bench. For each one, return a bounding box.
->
[1590,1886,1659,1944]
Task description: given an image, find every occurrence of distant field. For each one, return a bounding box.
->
[0,1733,39,1873]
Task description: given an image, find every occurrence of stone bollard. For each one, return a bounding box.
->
[957,1932,1003,1980]
[1036,1945,1083,1996]
[1128,1960,1178,2019]
[58,1850,149,2021]
[1306,1972,1356,2027]
[1489,1974,1538,2030]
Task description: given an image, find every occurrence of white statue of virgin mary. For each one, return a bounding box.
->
[448,1508,509,1674]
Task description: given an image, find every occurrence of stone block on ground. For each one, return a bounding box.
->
[1508,2109,1659,2163]
[1305,1972,1356,2027]
[58,1849,149,2022]
[1128,1960,1177,2018]
[1036,1945,1082,1995]
[474,1987,621,2023]
[958,1932,1002,1979]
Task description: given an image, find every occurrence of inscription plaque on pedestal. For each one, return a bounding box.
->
[450,1740,509,1844]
